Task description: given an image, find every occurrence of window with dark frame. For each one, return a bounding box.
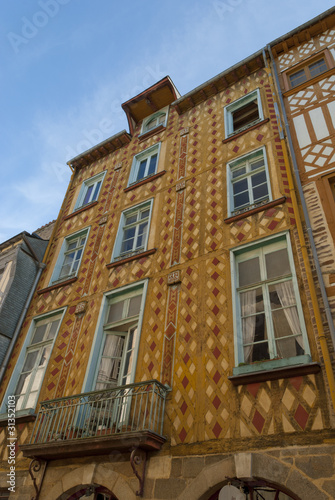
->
[288,56,328,88]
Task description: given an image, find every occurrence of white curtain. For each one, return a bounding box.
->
[275,281,304,351]
[241,290,257,363]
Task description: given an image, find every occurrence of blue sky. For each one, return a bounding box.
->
[1,1,334,242]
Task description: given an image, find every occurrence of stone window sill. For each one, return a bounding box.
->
[63,201,98,220]
[37,276,77,294]
[0,409,36,427]
[124,171,166,193]
[222,118,270,144]
[229,356,320,386]
[224,196,286,223]
[107,248,157,268]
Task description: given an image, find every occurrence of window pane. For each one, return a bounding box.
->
[137,160,147,180]
[238,257,261,286]
[250,158,264,170]
[276,336,304,358]
[253,183,268,201]
[38,346,51,368]
[251,171,267,187]
[125,214,137,225]
[47,319,61,340]
[31,324,47,344]
[289,69,307,87]
[107,301,124,324]
[140,209,150,219]
[233,100,259,131]
[22,351,39,372]
[15,372,32,395]
[92,181,101,202]
[148,154,157,175]
[234,192,250,209]
[309,59,327,77]
[128,295,142,317]
[233,178,248,194]
[232,166,246,178]
[243,313,269,363]
[265,248,290,279]
[269,281,296,310]
[82,185,93,206]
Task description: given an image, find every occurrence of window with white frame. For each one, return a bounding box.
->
[11,312,63,411]
[227,147,271,215]
[141,108,167,135]
[128,143,161,186]
[51,229,89,283]
[74,172,105,211]
[232,234,309,367]
[112,201,152,261]
[224,89,263,138]
[94,286,145,391]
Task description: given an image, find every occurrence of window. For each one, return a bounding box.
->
[74,172,105,211]
[128,143,161,186]
[51,229,89,283]
[231,234,309,369]
[94,287,144,391]
[288,56,328,88]
[227,148,271,215]
[141,108,168,135]
[224,89,263,137]
[112,201,152,261]
[10,312,63,411]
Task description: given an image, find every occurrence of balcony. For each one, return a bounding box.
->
[20,380,168,460]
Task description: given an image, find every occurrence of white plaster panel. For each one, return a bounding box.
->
[309,108,329,141]
[293,115,311,149]
[327,101,335,131]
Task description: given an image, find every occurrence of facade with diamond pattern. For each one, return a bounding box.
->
[1,10,335,500]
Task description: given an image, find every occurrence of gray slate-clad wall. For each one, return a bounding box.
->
[0,233,49,366]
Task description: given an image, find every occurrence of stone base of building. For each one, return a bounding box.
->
[2,443,335,499]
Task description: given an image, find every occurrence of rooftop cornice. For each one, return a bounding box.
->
[67,130,132,170]
[269,7,335,56]
[171,50,265,115]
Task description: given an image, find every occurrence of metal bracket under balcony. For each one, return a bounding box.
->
[20,380,168,461]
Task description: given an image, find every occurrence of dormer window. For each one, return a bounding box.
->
[140,107,168,137]
[144,112,166,133]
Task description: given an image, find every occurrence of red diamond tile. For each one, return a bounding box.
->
[213,346,221,359]
[148,361,154,372]
[185,332,191,343]
[212,395,221,410]
[257,134,264,141]
[182,376,189,388]
[47,382,55,391]
[247,383,261,398]
[213,421,222,438]
[180,401,188,415]
[233,146,239,153]
[54,355,63,363]
[179,427,187,442]
[294,404,309,430]
[290,376,303,392]
[212,271,219,281]
[212,305,219,316]
[183,353,190,364]
[213,370,221,384]
[237,232,245,241]
[212,287,219,297]
[213,325,220,336]
[252,410,265,433]
[150,341,156,351]
[268,220,279,231]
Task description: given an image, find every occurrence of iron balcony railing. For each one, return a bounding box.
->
[29,380,168,445]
